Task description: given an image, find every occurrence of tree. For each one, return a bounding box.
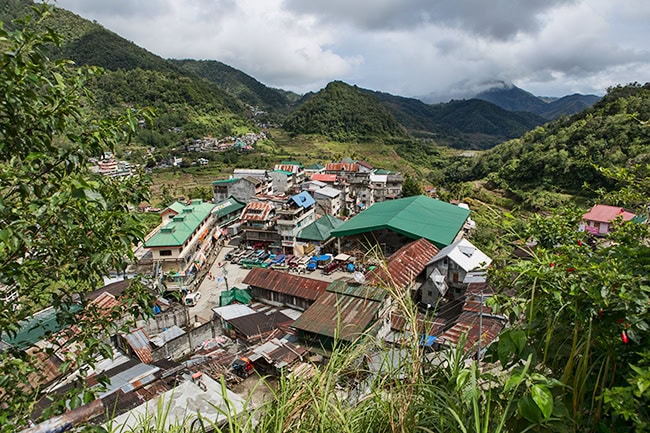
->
[401,175,422,197]
[0,7,154,430]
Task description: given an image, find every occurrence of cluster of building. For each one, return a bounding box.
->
[185,132,265,153]
[91,152,135,178]
[6,159,647,430]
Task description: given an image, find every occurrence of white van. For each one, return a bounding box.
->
[184,292,201,306]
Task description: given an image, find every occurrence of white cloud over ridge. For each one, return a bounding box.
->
[54,0,650,100]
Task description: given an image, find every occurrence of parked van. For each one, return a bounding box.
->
[184,292,201,306]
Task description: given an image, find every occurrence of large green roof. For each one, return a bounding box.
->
[2,304,82,349]
[212,178,238,185]
[145,200,216,248]
[331,195,469,248]
[297,214,345,241]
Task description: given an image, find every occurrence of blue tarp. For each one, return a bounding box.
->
[419,335,437,347]
[291,191,316,208]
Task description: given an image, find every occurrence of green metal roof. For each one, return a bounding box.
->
[273,169,294,176]
[219,287,252,306]
[2,304,83,349]
[167,201,187,213]
[145,200,216,248]
[297,214,345,241]
[281,160,303,167]
[213,197,245,218]
[305,163,325,170]
[373,169,392,175]
[331,195,470,248]
[212,178,239,185]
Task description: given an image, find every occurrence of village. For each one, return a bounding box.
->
[2,158,642,431]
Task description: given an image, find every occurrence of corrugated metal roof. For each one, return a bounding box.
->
[313,186,341,198]
[123,328,153,364]
[311,173,338,182]
[427,238,492,272]
[390,312,446,336]
[212,304,256,321]
[227,311,293,340]
[241,201,274,221]
[326,279,386,302]
[213,197,245,218]
[583,204,636,223]
[91,292,120,311]
[325,163,359,172]
[366,238,439,289]
[150,325,186,347]
[242,268,329,301]
[292,290,381,342]
[331,196,470,248]
[438,311,504,353]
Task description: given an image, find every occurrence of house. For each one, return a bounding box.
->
[144,200,218,290]
[291,279,391,350]
[212,176,271,203]
[240,201,279,250]
[421,238,492,306]
[304,163,325,175]
[275,191,317,254]
[269,169,296,194]
[274,161,305,185]
[324,162,360,183]
[369,172,403,201]
[242,267,329,311]
[212,196,246,230]
[312,186,344,216]
[580,204,637,235]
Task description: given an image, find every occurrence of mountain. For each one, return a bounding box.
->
[456,82,650,198]
[283,81,407,141]
[365,90,545,149]
[171,59,295,111]
[475,81,601,120]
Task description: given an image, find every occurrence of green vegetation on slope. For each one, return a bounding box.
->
[443,83,650,207]
[283,81,407,141]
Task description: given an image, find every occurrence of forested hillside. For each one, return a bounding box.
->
[368,90,545,148]
[445,83,650,206]
[283,81,407,141]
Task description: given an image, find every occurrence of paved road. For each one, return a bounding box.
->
[186,245,355,324]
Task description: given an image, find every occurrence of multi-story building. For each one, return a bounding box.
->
[145,200,218,291]
[370,172,404,201]
[240,201,279,250]
[275,191,317,254]
[212,176,270,203]
[312,186,344,216]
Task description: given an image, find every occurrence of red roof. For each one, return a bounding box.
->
[583,204,635,223]
[242,268,329,301]
[366,238,439,289]
[311,173,337,183]
[241,201,274,221]
[325,163,358,172]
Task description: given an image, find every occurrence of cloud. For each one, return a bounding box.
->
[52,0,650,99]
[283,0,577,39]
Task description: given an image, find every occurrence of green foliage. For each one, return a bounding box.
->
[447,83,650,203]
[283,81,407,141]
[0,7,155,430]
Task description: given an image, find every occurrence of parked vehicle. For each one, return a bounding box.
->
[322,261,339,275]
[232,357,254,378]
[184,292,201,306]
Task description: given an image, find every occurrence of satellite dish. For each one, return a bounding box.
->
[353,272,366,284]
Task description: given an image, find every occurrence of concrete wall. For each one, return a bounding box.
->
[136,305,190,335]
[151,320,223,362]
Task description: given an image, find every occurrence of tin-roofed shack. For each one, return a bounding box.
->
[242,267,329,311]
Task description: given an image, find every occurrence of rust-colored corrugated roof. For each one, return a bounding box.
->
[91,292,120,311]
[326,279,386,302]
[292,287,382,342]
[583,204,635,223]
[325,163,359,172]
[227,311,293,340]
[438,311,504,353]
[123,328,153,364]
[241,201,274,221]
[311,173,338,183]
[366,238,439,289]
[242,268,329,301]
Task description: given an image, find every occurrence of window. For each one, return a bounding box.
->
[159,250,172,256]
[427,291,433,297]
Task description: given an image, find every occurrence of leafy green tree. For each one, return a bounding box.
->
[0,7,154,430]
[401,175,422,197]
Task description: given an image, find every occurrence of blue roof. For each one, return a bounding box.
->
[419,335,437,347]
[291,191,316,208]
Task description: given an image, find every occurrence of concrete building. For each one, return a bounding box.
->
[312,186,344,216]
[275,191,317,254]
[145,200,218,290]
[240,201,279,250]
[212,176,271,203]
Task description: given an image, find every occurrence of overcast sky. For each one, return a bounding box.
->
[53,0,650,101]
